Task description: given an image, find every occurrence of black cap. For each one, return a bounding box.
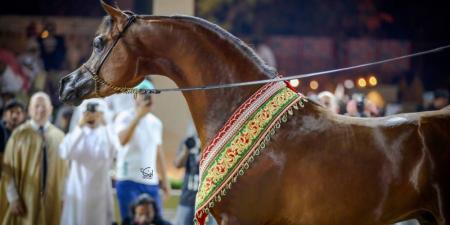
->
[4,99,25,112]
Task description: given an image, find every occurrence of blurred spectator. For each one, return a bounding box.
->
[37,21,66,71]
[18,39,45,83]
[59,99,118,225]
[345,99,361,117]
[0,49,30,92]
[123,194,171,225]
[427,89,449,110]
[0,99,26,177]
[318,91,339,113]
[25,22,39,39]
[0,100,26,153]
[114,80,170,223]
[0,92,16,113]
[173,133,200,225]
[364,99,381,117]
[0,92,68,225]
[173,123,217,225]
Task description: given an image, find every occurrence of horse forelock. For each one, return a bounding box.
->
[97,10,136,36]
[96,16,113,35]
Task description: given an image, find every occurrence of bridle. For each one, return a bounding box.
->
[82,14,156,97]
[80,12,450,96]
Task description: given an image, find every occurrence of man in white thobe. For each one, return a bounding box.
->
[59,99,118,225]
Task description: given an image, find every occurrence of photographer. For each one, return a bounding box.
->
[114,80,170,223]
[59,99,118,225]
[173,123,217,225]
[173,133,201,225]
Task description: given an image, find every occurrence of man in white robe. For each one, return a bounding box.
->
[59,99,119,225]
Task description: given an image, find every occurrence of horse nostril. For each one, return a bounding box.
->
[59,75,75,99]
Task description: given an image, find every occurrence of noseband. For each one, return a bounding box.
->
[82,15,158,97]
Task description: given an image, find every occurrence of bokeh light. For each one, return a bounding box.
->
[41,30,49,39]
[357,78,367,88]
[368,75,377,86]
[310,80,319,90]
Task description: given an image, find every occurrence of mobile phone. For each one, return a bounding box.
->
[86,102,99,113]
[143,94,152,106]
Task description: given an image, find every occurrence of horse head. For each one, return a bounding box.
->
[59,1,277,106]
[59,1,146,105]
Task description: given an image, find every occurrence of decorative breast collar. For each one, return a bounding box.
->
[194,81,307,225]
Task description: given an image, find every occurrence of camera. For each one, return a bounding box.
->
[185,136,196,149]
[86,102,99,113]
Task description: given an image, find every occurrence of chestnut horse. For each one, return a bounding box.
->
[59,2,450,225]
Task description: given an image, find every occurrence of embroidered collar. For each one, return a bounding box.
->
[194,81,307,225]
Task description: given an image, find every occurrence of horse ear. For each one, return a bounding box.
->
[100,0,127,23]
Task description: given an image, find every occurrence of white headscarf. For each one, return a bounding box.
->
[68,98,113,132]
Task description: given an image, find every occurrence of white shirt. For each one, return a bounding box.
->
[114,110,163,185]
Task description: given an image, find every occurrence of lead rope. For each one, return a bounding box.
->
[135,44,450,94]
[100,44,450,95]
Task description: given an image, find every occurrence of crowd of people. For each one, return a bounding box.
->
[0,20,216,225]
[308,87,449,119]
[0,84,179,225]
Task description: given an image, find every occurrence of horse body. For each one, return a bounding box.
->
[210,104,449,225]
[58,2,450,224]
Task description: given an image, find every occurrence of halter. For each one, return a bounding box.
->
[82,14,160,97]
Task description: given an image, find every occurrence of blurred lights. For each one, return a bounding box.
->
[344,79,354,89]
[41,30,49,39]
[369,75,377,86]
[309,80,319,90]
[289,79,300,88]
[357,78,367,88]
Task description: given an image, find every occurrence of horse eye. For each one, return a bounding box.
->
[93,36,104,51]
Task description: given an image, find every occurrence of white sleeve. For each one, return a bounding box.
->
[114,112,132,134]
[58,127,84,160]
[6,177,19,203]
[105,124,121,156]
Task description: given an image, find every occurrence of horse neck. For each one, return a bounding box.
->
[134,17,275,142]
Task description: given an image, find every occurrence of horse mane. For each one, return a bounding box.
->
[166,15,277,78]
[96,12,277,78]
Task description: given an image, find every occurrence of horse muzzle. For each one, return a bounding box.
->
[59,70,95,106]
